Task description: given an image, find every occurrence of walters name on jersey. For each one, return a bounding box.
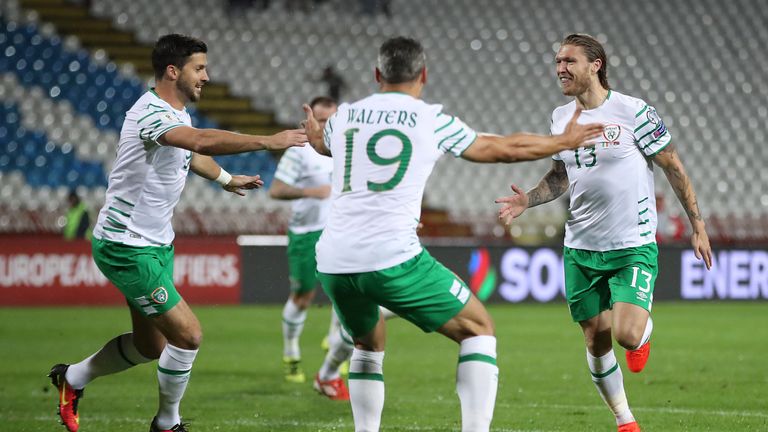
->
[551,90,671,251]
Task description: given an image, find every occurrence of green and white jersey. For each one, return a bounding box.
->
[273,144,333,234]
[94,89,191,247]
[316,92,477,273]
[551,90,671,251]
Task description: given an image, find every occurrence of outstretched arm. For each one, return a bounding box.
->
[461,108,603,163]
[161,126,306,156]
[269,179,331,200]
[190,154,263,196]
[653,143,712,269]
[495,160,569,224]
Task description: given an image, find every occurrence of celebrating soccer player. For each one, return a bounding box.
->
[302,36,603,432]
[48,34,305,432]
[496,33,713,432]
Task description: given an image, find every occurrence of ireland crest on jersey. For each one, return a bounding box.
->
[603,124,621,143]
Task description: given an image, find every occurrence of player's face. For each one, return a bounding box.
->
[313,104,338,127]
[555,45,593,96]
[177,53,209,103]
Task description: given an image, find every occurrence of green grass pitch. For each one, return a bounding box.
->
[1,302,766,431]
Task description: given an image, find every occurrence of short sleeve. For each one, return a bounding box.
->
[434,112,478,157]
[273,147,302,186]
[136,103,187,146]
[634,105,671,156]
[323,112,337,155]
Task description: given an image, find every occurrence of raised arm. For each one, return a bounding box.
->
[461,108,603,163]
[161,126,306,156]
[652,143,712,269]
[189,154,264,196]
[495,160,569,224]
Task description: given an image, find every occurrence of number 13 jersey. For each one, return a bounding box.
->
[551,90,672,252]
[317,92,477,273]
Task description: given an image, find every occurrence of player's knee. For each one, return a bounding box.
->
[613,327,642,351]
[171,329,203,350]
[291,291,314,309]
[135,340,164,360]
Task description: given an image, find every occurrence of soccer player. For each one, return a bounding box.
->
[302,36,603,432]
[48,34,306,432]
[496,34,713,432]
[269,96,342,386]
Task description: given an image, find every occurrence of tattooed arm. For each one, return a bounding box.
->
[495,160,569,224]
[653,143,713,269]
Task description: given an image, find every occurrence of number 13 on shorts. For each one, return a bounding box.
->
[629,266,654,310]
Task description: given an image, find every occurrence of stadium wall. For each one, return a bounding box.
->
[1,236,766,306]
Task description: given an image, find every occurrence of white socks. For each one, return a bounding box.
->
[635,317,653,349]
[282,299,307,359]
[156,344,198,429]
[587,349,635,425]
[348,349,385,432]
[65,332,151,389]
[456,336,498,432]
[318,325,354,381]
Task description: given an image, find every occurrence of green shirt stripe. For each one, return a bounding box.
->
[108,206,130,217]
[446,134,468,153]
[640,231,653,237]
[102,226,125,233]
[641,132,668,150]
[437,128,464,150]
[151,124,185,142]
[634,119,651,133]
[137,110,169,124]
[638,197,649,204]
[115,196,135,207]
[636,125,663,143]
[106,216,127,229]
[638,208,649,215]
[435,116,455,133]
[458,353,497,366]
[635,105,648,118]
[639,219,650,225]
[590,363,619,379]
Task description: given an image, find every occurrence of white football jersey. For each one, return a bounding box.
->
[94,89,192,246]
[273,144,334,234]
[551,90,671,251]
[316,92,477,273]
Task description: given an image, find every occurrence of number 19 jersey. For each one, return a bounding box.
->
[316,92,477,273]
[551,90,672,251]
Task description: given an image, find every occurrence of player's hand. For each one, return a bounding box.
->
[266,129,307,151]
[495,184,529,225]
[691,227,713,270]
[561,107,604,149]
[302,104,324,146]
[303,185,331,199]
[223,174,264,196]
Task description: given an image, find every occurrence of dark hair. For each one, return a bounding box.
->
[152,34,208,80]
[377,37,426,84]
[309,96,338,108]
[562,33,610,90]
